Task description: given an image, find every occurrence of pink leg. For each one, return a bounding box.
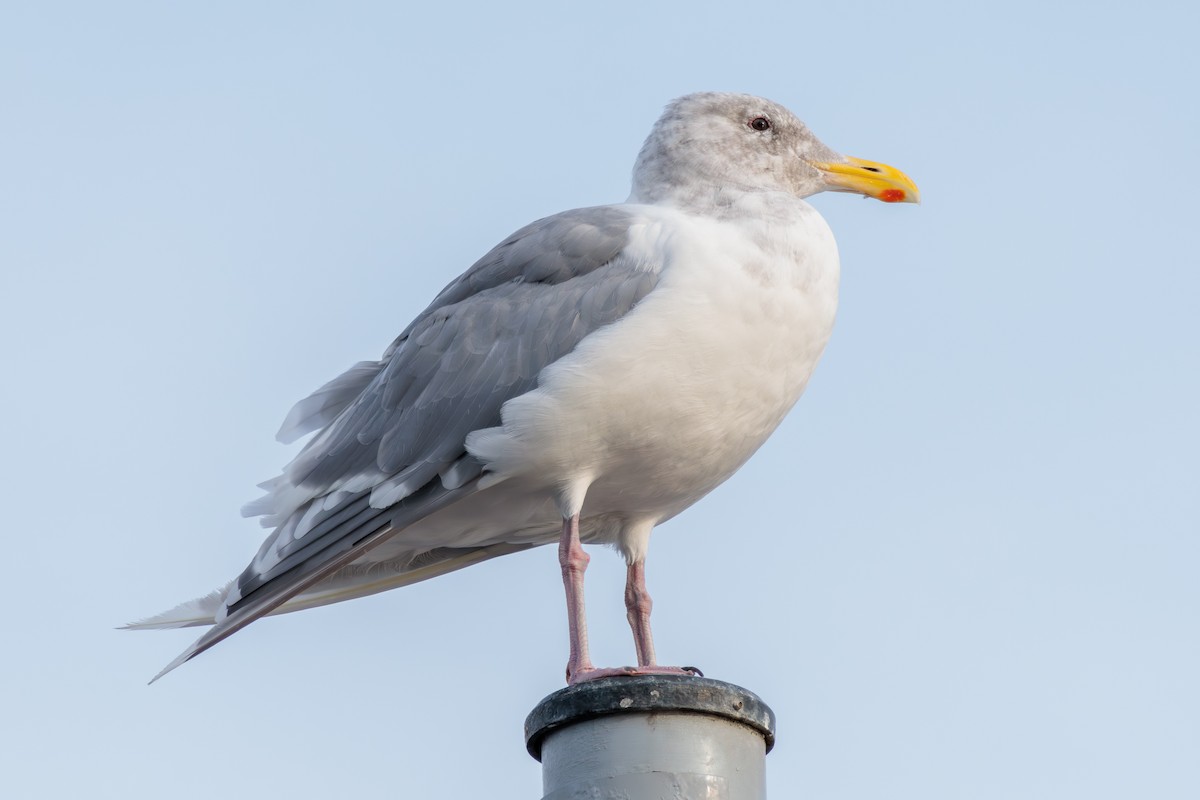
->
[625,560,657,667]
[561,528,703,685]
[559,514,595,683]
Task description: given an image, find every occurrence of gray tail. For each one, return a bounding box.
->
[148,481,496,683]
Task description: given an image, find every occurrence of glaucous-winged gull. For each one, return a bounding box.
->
[127,92,919,684]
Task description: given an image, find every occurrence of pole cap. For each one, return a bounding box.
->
[524,674,776,760]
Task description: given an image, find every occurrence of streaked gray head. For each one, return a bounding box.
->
[629,92,920,208]
[630,92,840,205]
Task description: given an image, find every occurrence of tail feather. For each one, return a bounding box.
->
[135,479,466,683]
[130,499,539,683]
[121,584,231,630]
[145,540,537,684]
[145,512,397,684]
[125,542,535,640]
[266,541,536,616]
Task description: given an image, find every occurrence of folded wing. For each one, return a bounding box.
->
[140,205,665,680]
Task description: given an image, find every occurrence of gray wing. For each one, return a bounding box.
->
[248,204,653,526]
[154,205,661,679]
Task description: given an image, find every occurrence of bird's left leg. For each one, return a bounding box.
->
[566,529,703,684]
[560,513,596,683]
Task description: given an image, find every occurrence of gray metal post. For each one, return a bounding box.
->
[525,675,776,799]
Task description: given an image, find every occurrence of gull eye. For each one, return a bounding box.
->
[748,116,772,132]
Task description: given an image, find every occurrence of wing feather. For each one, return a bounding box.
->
[148,205,666,679]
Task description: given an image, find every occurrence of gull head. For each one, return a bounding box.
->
[630,92,919,207]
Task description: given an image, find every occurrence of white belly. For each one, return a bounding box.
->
[467,201,841,528]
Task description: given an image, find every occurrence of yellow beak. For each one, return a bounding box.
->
[808,156,920,204]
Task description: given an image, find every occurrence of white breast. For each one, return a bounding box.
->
[466,198,841,526]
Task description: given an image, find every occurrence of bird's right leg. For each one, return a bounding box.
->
[560,513,596,684]
[625,559,657,667]
[561,532,703,685]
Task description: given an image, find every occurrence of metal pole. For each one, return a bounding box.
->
[525,675,776,799]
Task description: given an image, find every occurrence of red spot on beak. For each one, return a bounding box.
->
[880,189,906,203]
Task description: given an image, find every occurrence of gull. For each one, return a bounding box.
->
[126,92,918,684]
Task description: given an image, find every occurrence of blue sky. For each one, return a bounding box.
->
[2,2,1197,798]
